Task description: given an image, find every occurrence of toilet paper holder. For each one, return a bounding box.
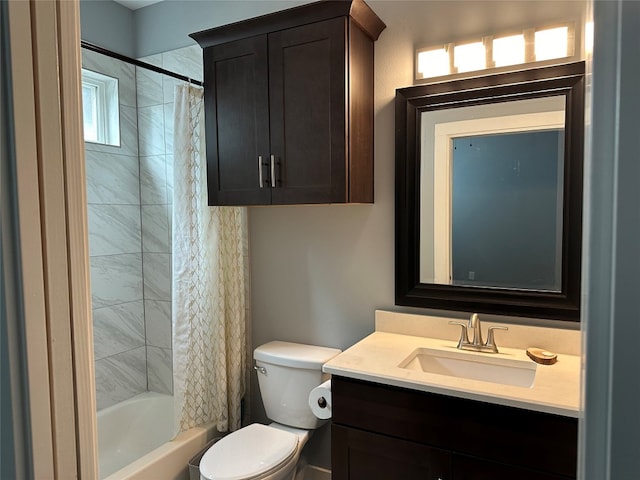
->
[309,379,333,420]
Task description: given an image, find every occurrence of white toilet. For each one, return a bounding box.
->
[199,341,341,480]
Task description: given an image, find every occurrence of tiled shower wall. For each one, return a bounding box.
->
[135,45,203,396]
[85,45,203,410]
[84,49,147,410]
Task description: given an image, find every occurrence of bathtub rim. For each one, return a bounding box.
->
[103,421,220,480]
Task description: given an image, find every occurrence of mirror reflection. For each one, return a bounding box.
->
[419,96,566,291]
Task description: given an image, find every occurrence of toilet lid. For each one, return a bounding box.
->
[199,424,298,480]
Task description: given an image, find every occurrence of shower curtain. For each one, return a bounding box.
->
[172,84,247,435]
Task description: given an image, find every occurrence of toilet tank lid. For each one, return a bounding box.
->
[254,341,341,369]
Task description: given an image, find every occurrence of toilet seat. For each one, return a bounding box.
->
[199,423,299,480]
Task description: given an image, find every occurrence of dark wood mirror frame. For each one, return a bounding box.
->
[395,62,585,321]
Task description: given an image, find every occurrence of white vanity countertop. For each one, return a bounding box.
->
[323,330,581,418]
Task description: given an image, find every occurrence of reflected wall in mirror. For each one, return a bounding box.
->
[396,62,584,321]
[421,96,565,291]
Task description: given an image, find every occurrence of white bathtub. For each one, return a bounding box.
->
[98,392,218,480]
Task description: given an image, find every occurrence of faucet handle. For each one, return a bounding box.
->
[449,321,470,348]
[485,326,508,353]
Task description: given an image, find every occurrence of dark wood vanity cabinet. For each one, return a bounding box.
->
[333,425,452,479]
[191,1,385,206]
[331,376,578,480]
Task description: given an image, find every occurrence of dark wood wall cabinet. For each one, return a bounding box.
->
[191,1,385,206]
[332,376,578,480]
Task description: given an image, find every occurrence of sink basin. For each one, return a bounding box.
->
[398,347,537,388]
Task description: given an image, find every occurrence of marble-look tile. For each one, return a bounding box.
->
[106,100,121,148]
[93,301,145,360]
[164,102,174,155]
[90,254,143,308]
[82,49,136,107]
[119,106,139,156]
[95,347,147,410]
[140,155,167,205]
[136,66,163,108]
[138,105,165,157]
[139,53,162,68]
[143,253,171,301]
[162,45,203,104]
[85,105,138,157]
[141,205,169,253]
[88,205,141,256]
[85,151,140,205]
[166,155,174,205]
[163,45,203,82]
[145,300,171,349]
[147,346,173,395]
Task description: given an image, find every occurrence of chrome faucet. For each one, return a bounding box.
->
[449,313,508,353]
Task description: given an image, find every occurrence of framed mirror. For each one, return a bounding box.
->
[395,62,584,321]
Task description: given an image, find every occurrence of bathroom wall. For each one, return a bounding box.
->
[80,0,135,57]
[134,0,312,57]
[83,49,147,410]
[135,44,204,396]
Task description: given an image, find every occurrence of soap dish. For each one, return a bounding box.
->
[526,347,558,365]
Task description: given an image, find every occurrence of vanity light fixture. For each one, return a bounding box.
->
[417,47,451,78]
[492,34,525,67]
[415,22,576,81]
[453,41,486,73]
[535,26,569,61]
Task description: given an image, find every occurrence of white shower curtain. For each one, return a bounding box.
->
[172,84,247,435]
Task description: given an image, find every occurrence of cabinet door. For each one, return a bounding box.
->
[453,454,573,480]
[332,424,451,480]
[204,36,271,205]
[268,17,347,204]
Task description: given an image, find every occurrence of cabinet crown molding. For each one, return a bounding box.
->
[190,0,386,48]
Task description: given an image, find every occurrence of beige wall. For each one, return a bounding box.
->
[248,0,586,467]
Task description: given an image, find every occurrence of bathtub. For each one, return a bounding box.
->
[98,392,218,480]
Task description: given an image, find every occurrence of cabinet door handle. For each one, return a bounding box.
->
[270,154,276,188]
[258,155,264,188]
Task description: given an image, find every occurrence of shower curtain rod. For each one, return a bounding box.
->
[81,41,204,87]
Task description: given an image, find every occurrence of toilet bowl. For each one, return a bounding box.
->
[198,341,341,480]
[199,423,309,480]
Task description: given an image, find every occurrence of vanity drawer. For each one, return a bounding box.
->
[331,376,577,478]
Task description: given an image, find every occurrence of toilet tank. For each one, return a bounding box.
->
[254,341,341,429]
